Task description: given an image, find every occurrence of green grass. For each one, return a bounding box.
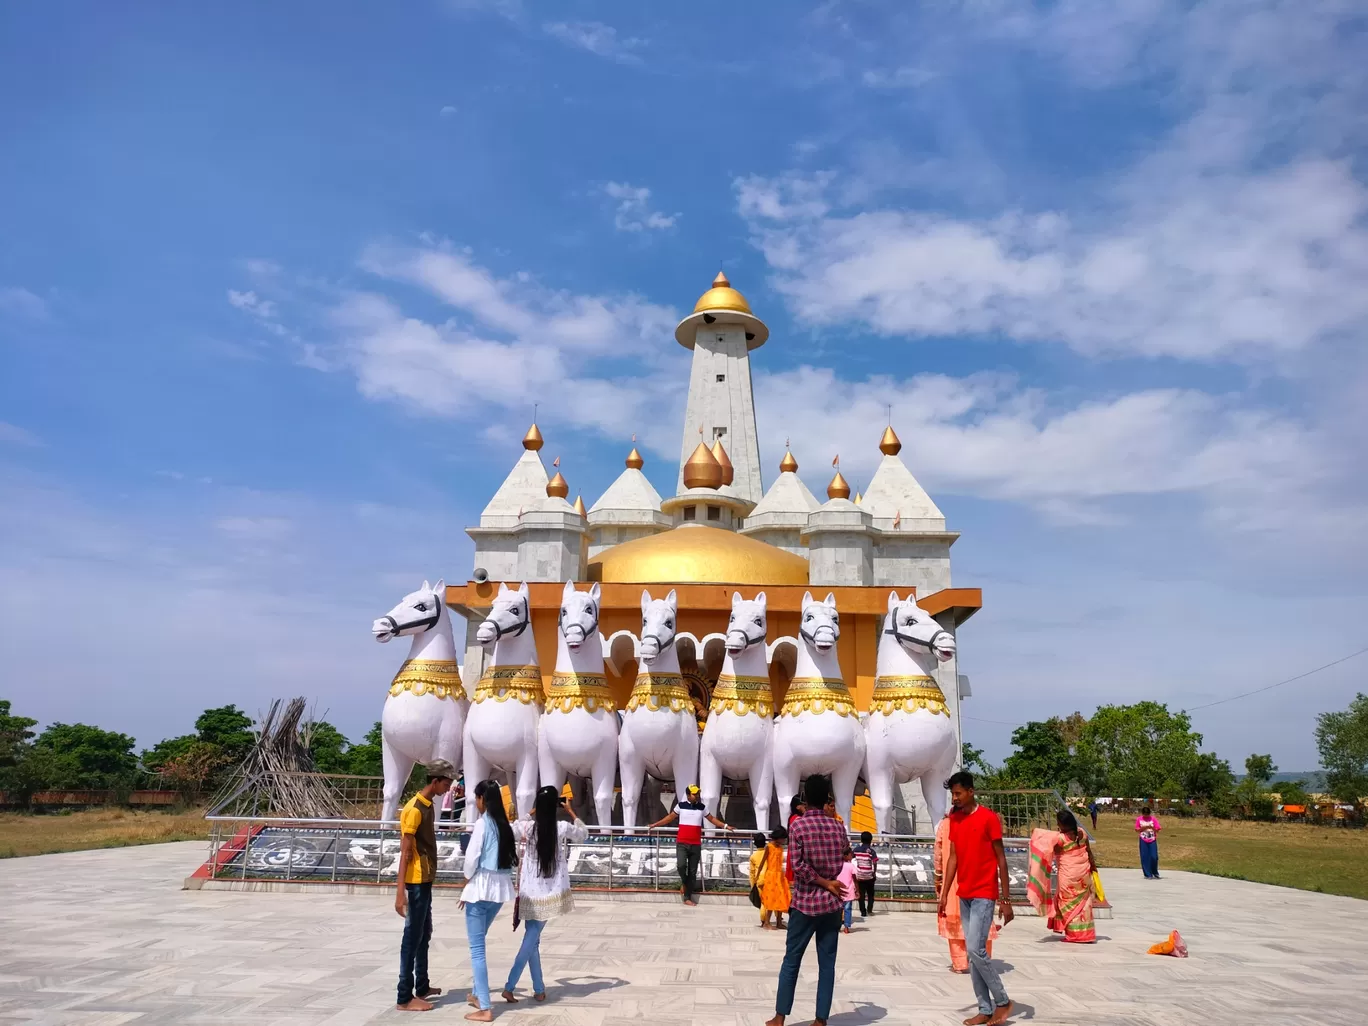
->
[1091,812,1368,900]
[0,807,211,859]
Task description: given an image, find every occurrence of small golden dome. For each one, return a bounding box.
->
[590,525,809,586]
[572,494,586,516]
[547,472,569,499]
[523,423,544,451]
[692,271,753,316]
[682,441,724,490]
[879,425,902,456]
[854,490,863,505]
[779,450,799,474]
[827,470,851,500]
[711,439,735,486]
[626,447,644,470]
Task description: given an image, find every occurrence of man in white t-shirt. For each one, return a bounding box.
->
[649,784,736,905]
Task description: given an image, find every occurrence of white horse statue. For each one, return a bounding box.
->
[372,580,467,822]
[864,591,958,833]
[619,589,701,833]
[699,591,775,831]
[538,581,619,826]
[772,592,866,828]
[465,582,543,820]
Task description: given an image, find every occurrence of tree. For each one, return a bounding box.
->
[0,700,38,768]
[1276,779,1311,807]
[194,705,255,760]
[1244,754,1276,786]
[306,720,351,774]
[32,722,138,789]
[346,721,385,777]
[1075,701,1203,798]
[1183,752,1235,801]
[1315,693,1368,805]
[160,741,229,795]
[1002,720,1075,791]
[141,734,198,772]
[961,742,988,774]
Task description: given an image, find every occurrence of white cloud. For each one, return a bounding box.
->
[439,105,458,117]
[543,20,643,64]
[0,286,48,320]
[227,289,278,319]
[602,182,678,233]
[0,422,41,447]
[860,66,936,89]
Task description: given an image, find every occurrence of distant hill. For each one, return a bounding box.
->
[1236,770,1329,791]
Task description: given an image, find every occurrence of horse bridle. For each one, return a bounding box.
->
[727,623,766,649]
[559,602,599,640]
[487,598,531,639]
[884,615,952,653]
[380,598,441,636]
[800,622,840,647]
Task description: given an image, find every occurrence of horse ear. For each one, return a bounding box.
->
[422,580,431,592]
[562,579,576,600]
[498,582,510,596]
[825,592,837,609]
[665,588,677,609]
[802,590,814,608]
[433,578,445,595]
[732,591,742,608]
[517,581,530,599]
[589,582,601,603]
[755,591,767,610]
[887,590,899,612]
[641,590,652,616]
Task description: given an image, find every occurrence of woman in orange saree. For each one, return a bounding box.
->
[1027,809,1097,944]
[758,826,791,930]
[934,814,996,972]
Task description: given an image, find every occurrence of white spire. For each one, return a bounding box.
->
[589,466,664,517]
[861,452,945,531]
[479,448,549,528]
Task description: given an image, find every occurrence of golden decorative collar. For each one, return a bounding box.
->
[389,659,466,701]
[473,664,544,705]
[627,671,693,714]
[710,672,773,719]
[546,670,616,714]
[871,674,948,717]
[780,676,856,718]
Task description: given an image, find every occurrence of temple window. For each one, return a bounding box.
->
[683,506,696,521]
[707,506,721,521]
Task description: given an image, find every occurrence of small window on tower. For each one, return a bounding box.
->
[707,505,721,521]
[714,427,727,438]
[683,506,696,521]
[716,374,726,382]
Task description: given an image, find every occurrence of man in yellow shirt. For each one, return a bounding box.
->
[394,759,455,1012]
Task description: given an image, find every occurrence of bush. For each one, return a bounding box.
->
[1249,796,1277,821]
[1206,790,1236,819]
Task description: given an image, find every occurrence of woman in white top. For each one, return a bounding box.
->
[501,785,589,1004]
[461,779,516,1021]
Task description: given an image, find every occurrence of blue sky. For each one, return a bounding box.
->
[2,1,1365,771]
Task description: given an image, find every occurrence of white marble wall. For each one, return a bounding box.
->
[676,325,764,504]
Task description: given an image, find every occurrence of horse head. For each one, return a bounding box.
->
[725,591,768,656]
[799,591,840,654]
[373,579,446,643]
[558,580,601,651]
[639,588,678,664]
[477,581,531,648]
[885,590,955,662]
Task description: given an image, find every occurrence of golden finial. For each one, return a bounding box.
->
[710,438,734,486]
[712,270,730,288]
[547,471,569,499]
[779,449,799,474]
[827,470,851,500]
[682,441,723,490]
[522,422,544,451]
[572,494,586,516]
[879,424,902,456]
[626,446,644,470]
[854,489,863,505]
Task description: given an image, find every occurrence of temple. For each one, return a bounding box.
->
[447,272,981,831]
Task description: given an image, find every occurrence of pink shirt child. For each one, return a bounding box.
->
[836,859,858,902]
[1135,815,1161,843]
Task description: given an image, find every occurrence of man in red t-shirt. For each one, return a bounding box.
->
[937,771,1014,1026]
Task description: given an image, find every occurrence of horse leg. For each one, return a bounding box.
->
[618,720,645,834]
[591,729,618,829]
[437,699,465,780]
[832,754,862,833]
[699,729,723,825]
[674,712,700,807]
[461,726,489,825]
[535,723,564,820]
[920,767,950,835]
[751,724,775,832]
[770,721,797,831]
[382,737,414,823]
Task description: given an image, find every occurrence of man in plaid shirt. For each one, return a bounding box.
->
[767,775,847,1026]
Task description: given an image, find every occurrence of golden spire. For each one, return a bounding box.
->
[572,494,586,516]
[547,471,569,499]
[712,270,730,288]
[626,447,644,470]
[879,424,902,456]
[854,489,863,505]
[827,470,851,500]
[710,438,734,486]
[682,441,724,490]
[522,422,544,451]
[779,448,799,474]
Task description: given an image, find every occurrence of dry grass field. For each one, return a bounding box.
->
[1090,812,1368,900]
[0,807,212,859]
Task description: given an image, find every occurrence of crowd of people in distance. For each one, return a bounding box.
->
[391,763,1125,1024]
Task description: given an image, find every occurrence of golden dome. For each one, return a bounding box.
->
[827,470,851,500]
[572,494,586,516]
[523,422,544,451]
[711,439,735,486]
[626,446,644,470]
[779,449,799,474]
[590,526,809,586]
[853,490,863,505]
[682,441,723,490]
[547,472,569,499]
[692,271,753,316]
[879,425,902,456]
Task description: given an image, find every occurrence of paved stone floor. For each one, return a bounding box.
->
[0,841,1362,1025]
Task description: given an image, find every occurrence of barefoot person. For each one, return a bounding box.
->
[502,785,588,1003]
[767,775,846,1026]
[462,780,516,1022]
[759,826,791,929]
[935,811,996,973]
[647,784,735,906]
[394,759,455,1013]
[938,771,1014,1026]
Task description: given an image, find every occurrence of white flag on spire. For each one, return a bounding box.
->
[552,456,560,468]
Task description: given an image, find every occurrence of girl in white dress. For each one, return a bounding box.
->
[501,785,589,1003]
[462,779,516,1021]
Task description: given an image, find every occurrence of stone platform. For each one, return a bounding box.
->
[1,840,1362,1025]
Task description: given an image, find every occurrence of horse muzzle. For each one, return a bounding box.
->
[372,619,396,643]
[476,622,498,646]
[639,638,661,661]
[563,625,588,649]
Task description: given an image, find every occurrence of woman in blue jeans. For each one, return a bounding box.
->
[501,785,588,1003]
[461,780,516,1022]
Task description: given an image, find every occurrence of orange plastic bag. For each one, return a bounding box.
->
[1147,930,1188,957]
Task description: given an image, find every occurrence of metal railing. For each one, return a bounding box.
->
[202,815,1032,899]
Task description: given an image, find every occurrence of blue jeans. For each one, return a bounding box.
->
[505,918,546,994]
[775,907,841,1021]
[843,900,853,929]
[397,882,433,1005]
[961,897,1010,1017]
[1140,840,1159,877]
[464,900,503,1010]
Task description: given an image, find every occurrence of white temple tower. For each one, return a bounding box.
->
[672,272,768,506]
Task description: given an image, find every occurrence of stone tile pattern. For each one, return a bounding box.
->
[0,841,1361,1025]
